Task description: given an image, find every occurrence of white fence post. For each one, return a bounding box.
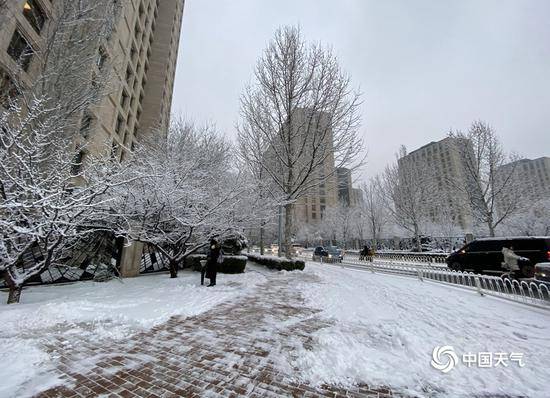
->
[417,268,423,282]
[474,276,484,296]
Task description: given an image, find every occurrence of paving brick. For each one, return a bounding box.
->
[36,272,400,398]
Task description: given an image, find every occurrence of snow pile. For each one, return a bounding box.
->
[294,263,550,398]
[0,269,265,397]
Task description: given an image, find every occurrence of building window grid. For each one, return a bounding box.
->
[23,0,47,34]
[7,30,34,71]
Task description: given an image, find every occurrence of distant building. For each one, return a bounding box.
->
[497,157,550,201]
[351,187,364,207]
[290,109,339,224]
[336,167,353,206]
[398,136,477,232]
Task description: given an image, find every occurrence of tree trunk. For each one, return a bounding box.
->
[488,220,496,237]
[7,287,22,304]
[260,225,265,256]
[284,203,293,258]
[4,271,22,304]
[414,224,422,252]
[169,260,178,278]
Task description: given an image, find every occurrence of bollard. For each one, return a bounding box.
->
[417,268,423,282]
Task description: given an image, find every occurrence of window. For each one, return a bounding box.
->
[130,45,137,63]
[97,47,107,69]
[71,150,86,176]
[120,90,129,110]
[79,113,92,137]
[7,30,34,71]
[115,115,125,136]
[125,65,133,85]
[0,69,20,108]
[23,0,46,34]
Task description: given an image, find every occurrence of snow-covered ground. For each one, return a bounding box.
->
[294,262,550,398]
[0,270,266,397]
[2,262,550,398]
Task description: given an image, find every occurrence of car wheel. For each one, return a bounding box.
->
[450,262,464,272]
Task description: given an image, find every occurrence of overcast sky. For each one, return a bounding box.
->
[171,0,550,179]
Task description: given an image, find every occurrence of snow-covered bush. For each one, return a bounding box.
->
[221,233,248,255]
[246,253,305,271]
[185,254,247,274]
[220,255,248,274]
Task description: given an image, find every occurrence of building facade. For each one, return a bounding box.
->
[350,187,364,207]
[497,157,550,201]
[398,136,476,232]
[336,167,353,206]
[290,109,339,226]
[0,0,184,160]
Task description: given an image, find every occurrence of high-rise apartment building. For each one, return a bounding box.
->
[398,137,477,232]
[289,109,339,225]
[0,0,184,160]
[497,157,550,201]
[350,187,364,207]
[336,167,353,206]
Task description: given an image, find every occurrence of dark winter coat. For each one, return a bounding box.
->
[206,242,221,279]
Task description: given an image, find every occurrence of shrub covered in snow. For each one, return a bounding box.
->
[185,255,247,274]
[246,253,305,271]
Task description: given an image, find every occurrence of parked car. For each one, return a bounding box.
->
[446,237,550,278]
[534,263,550,284]
[326,246,344,262]
[291,244,305,256]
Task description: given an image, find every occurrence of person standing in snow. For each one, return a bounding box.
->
[206,238,222,287]
[502,245,521,279]
[360,245,370,261]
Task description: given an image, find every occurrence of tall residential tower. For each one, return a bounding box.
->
[0,0,184,159]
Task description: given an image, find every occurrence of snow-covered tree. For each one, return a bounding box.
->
[355,180,388,249]
[317,204,356,248]
[450,121,522,237]
[502,198,550,236]
[0,98,125,304]
[111,120,276,278]
[377,147,435,251]
[237,25,365,258]
[236,137,285,256]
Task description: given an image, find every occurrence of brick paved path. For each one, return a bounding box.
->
[37,268,397,398]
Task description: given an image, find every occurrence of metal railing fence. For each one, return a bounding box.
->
[300,254,550,309]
